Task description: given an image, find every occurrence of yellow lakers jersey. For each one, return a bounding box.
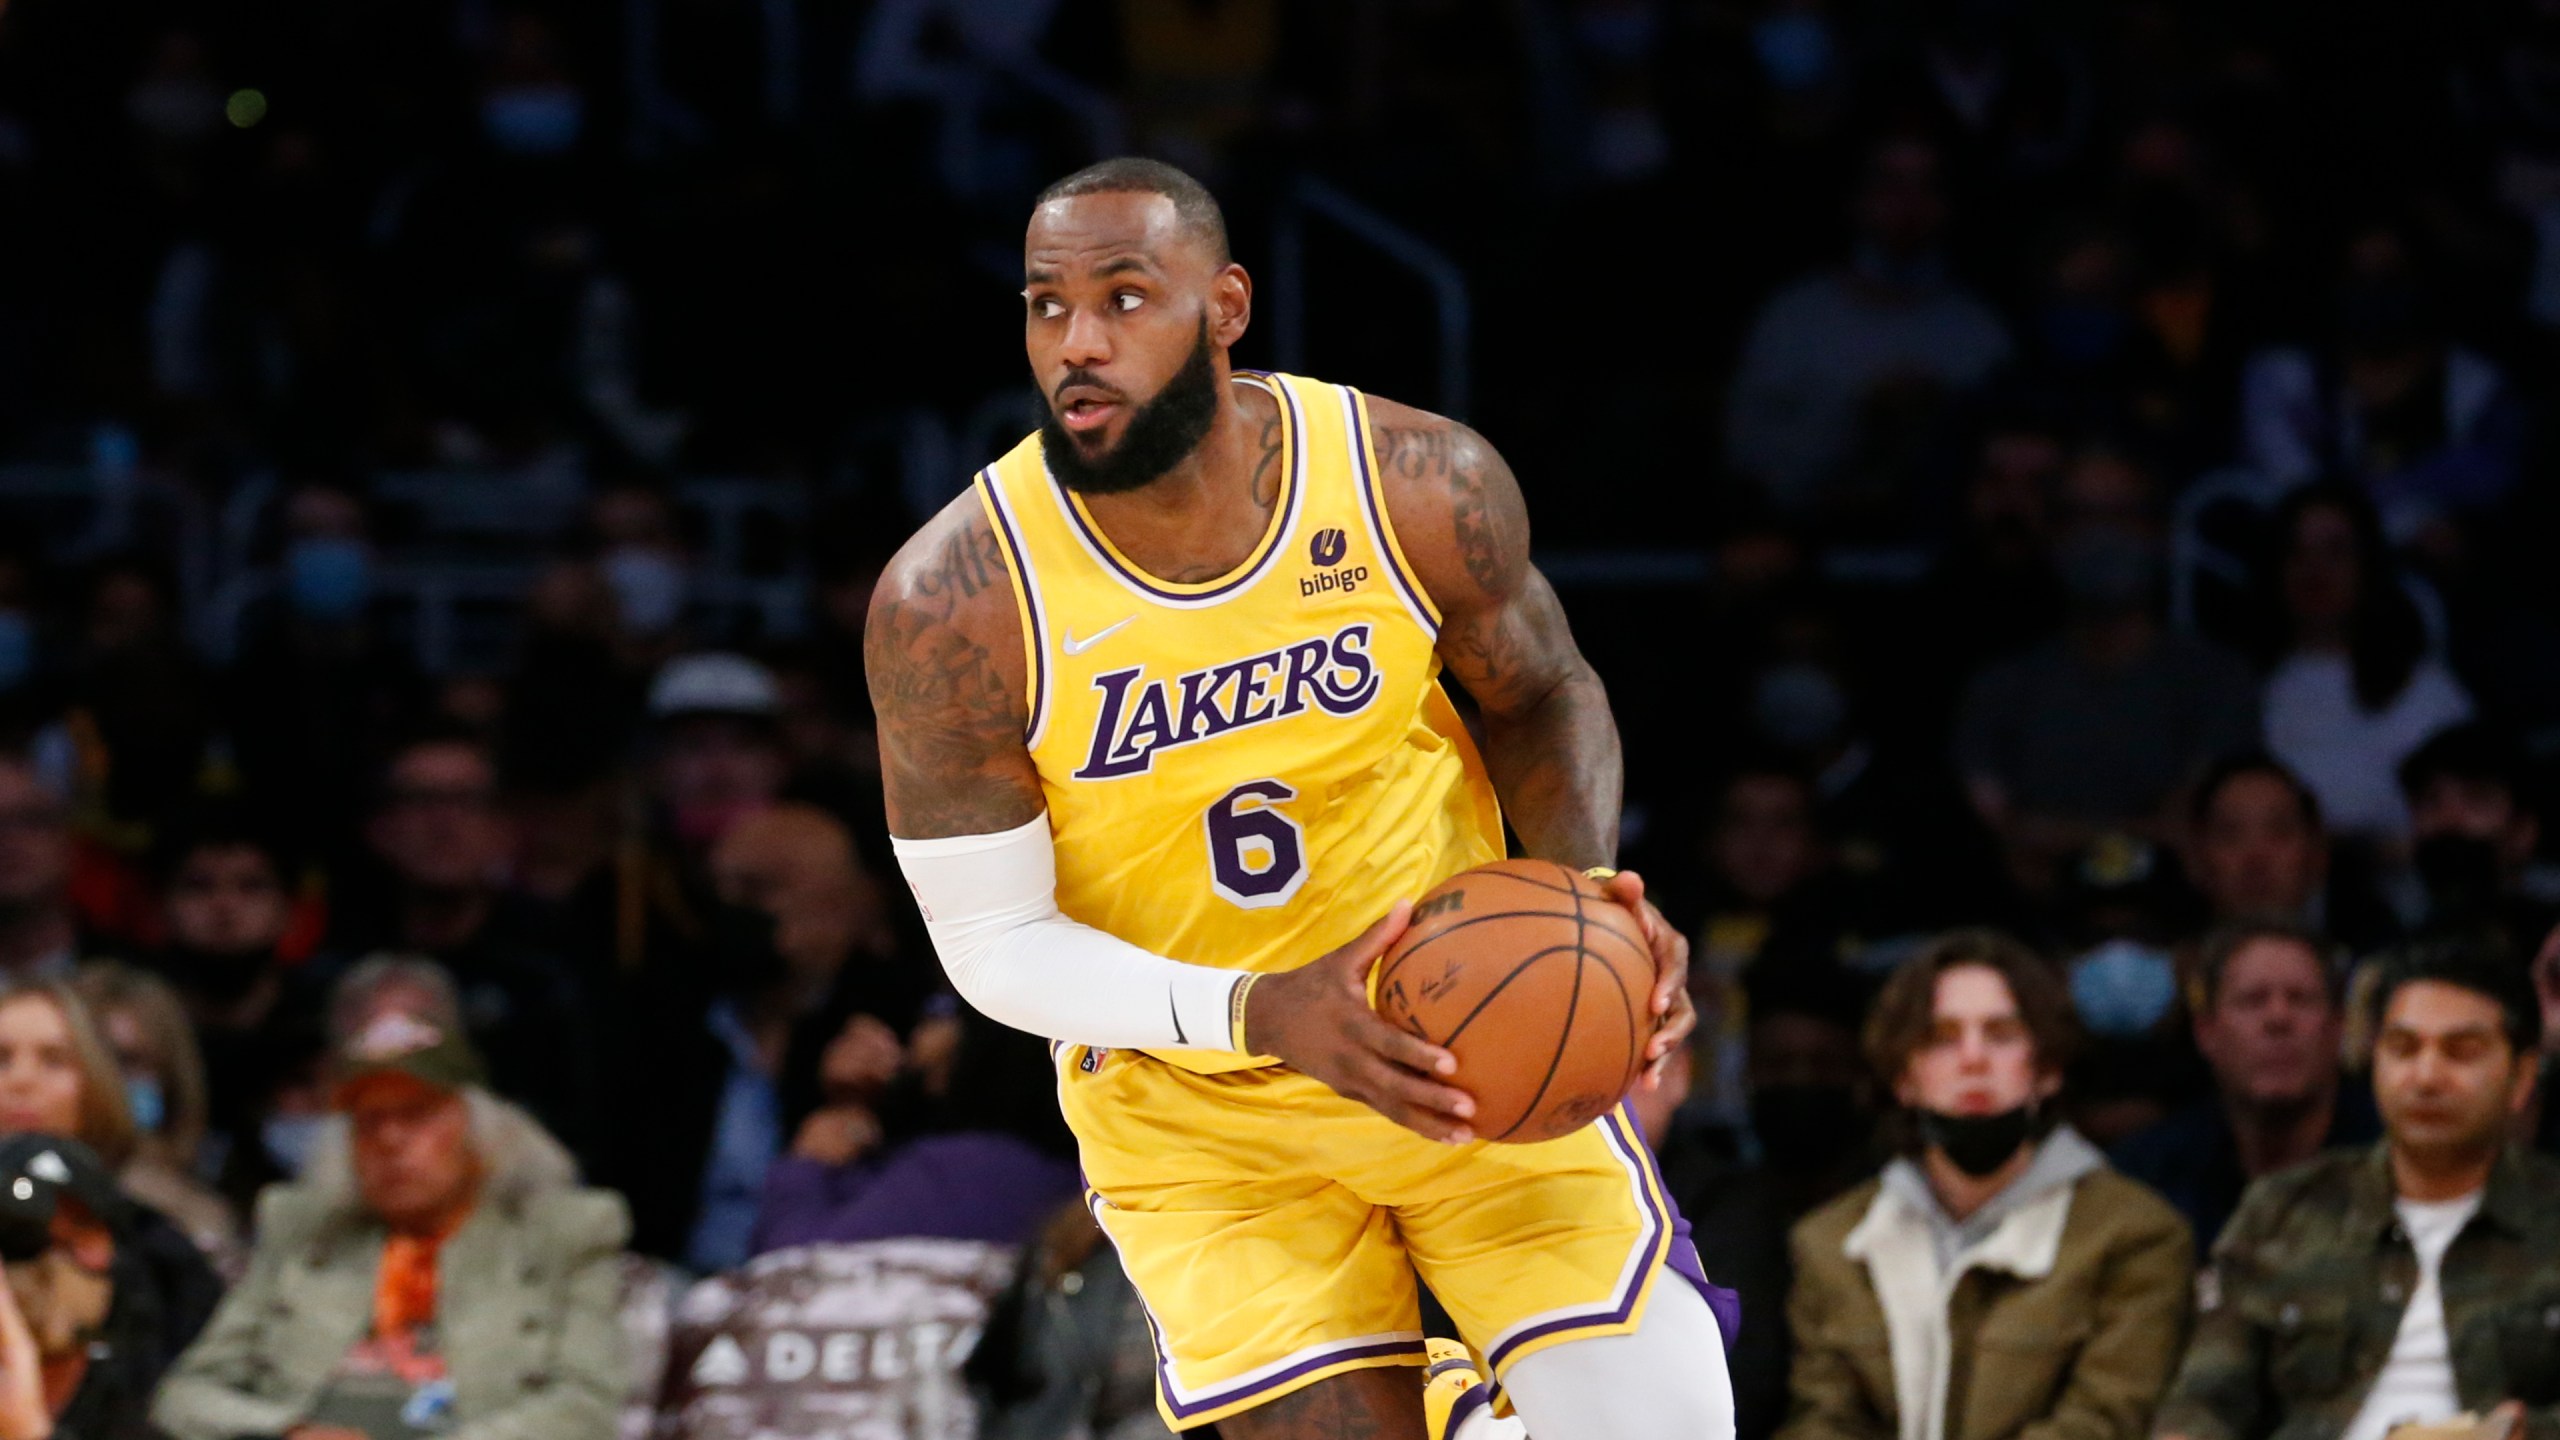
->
[976,371,1503,1072]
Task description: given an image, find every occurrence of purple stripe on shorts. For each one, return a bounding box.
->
[1483,1111,1670,1373]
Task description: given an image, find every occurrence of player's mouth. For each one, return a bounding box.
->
[1059,396,1120,434]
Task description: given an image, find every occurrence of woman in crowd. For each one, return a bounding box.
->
[0,980,224,1435]
[2253,482,2471,849]
[1779,930,2190,1440]
[71,963,245,1278]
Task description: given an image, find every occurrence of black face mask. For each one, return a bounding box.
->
[2414,833,2504,914]
[1919,1104,2037,1177]
[1039,318,1222,496]
[711,902,788,998]
[162,944,278,1004]
[1751,1085,1866,1173]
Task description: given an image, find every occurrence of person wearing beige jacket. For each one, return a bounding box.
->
[152,976,628,1440]
[1779,931,2193,1440]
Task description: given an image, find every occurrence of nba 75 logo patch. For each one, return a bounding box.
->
[1302,527,1368,598]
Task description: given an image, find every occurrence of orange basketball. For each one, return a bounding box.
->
[1373,859,1654,1144]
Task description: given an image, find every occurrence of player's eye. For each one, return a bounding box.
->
[1031,296,1064,319]
[1115,292,1144,312]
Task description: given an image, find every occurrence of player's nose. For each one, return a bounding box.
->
[1058,305,1113,367]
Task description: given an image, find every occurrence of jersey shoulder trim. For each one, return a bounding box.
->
[973,468,1051,746]
[1044,373,1306,610]
[1343,387,1442,633]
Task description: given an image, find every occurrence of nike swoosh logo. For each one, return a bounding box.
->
[1062,616,1136,655]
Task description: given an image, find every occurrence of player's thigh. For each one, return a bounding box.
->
[1498,1278,1734,1440]
[1216,1366,1428,1440]
[1389,1112,1666,1377]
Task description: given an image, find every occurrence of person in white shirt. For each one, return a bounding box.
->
[2155,940,2560,1440]
[2253,483,2470,849]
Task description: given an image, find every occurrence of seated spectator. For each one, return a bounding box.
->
[2239,222,2526,545]
[2154,941,2560,1440]
[0,1132,206,1439]
[604,803,917,1269]
[2113,922,2379,1257]
[752,1007,1076,1255]
[147,809,328,1212]
[1781,930,2190,1440]
[153,992,628,1440]
[1724,134,2013,522]
[1955,445,2261,896]
[2252,484,2470,848]
[2397,723,2557,959]
[2184,751,2401,954]
[72,961,245,1276]
[970,1202,1176,1440]
[337,723,592,1153]
[0,750,82,980]
[0,981,223,1422]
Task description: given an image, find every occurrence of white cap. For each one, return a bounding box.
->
[648,652,781,720]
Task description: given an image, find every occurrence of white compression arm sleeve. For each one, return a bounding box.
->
[892,813,1246,1053]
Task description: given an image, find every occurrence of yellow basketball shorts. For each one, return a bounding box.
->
[1056,1043,1711,1431]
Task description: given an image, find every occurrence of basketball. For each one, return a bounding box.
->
[1373,859,1655,1144]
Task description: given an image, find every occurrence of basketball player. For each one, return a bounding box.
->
[868,158,1731,1440]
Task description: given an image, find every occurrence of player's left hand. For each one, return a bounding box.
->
[1597,870,1695,1090]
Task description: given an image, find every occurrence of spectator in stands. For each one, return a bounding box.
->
[2113,922,2378,1256]
[2154,941,2560,1440]
[2253,484,2471,847]
[342,724,592,1152]
[67,554,213,844]
[2239,222,2527,547]
[72,962,244,1275]
[1686,963,1879,1440]
[225,482,427,851]
[1781,930,2189,1440]
[2398,723,2556,958]
[0,1132,208,1440]
[1725,134,2012,520]
[753,1006,1076,1254]
[0,751,78,980]
[1919,412,2069,684]
[148,810,328,1211]
[606,802,912,1269]
[1954,444,2260,895]
[0,982,222,1378]
[970,1199,1176,1440]
[153,982,628,1440]
[2183,751,2400,954]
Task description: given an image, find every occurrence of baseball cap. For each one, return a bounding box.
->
[0,1135,124,1260]
[330,1009,486,1106]
[648,652,781,721]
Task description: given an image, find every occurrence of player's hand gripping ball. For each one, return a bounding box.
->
[1374,860,1655,1143]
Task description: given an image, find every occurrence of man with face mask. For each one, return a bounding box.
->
[150,809,330,1211]
[1954,446,2261,896]
[1781,930,2191,1440]
[2396,724,2555,960]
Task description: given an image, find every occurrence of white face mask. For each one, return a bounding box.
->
[603,546,688,636]
[2070,939,2178,1037]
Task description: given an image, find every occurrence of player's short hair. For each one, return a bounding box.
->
[1034,157,1231,265]
[1862,928,2080,1086]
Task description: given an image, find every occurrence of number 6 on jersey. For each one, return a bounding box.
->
[1205,780,1307,908]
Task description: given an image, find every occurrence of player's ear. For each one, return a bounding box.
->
[1210,263,1251,351]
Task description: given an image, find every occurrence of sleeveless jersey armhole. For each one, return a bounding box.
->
[1343,388,1443,634]
[973,468,1051,747]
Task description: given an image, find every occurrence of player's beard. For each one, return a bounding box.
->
[1041,318,1221,496]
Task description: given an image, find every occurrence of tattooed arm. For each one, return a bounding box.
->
[865,493,1044,839]
[1367,397,1695,1072]
[1366,398,1620,868]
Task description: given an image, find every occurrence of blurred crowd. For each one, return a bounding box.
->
[0,0,2556,1438]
